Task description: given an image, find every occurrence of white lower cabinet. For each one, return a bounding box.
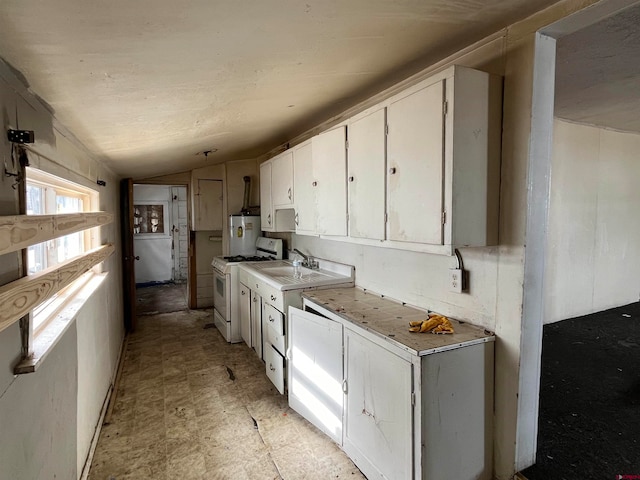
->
[288,299,494,480]
[288,307,344,445]
[343,328,413,480]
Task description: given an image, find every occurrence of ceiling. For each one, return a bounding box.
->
[555,2,640,134]
[0,0,562,179]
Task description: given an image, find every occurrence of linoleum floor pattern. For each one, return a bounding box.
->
[88,309,364,480]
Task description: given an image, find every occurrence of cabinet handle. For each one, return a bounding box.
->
[255,283,259,289]
[269,315,275,323]
[312,181,317,187]
[348,176,354,182]
[241,290,246,296]
[287,187,292,200]
[294,213,299,226]
[267,213,272,225]
[342,379,348,394]
[270,295,276,301]
[389,167,397,175]
[269,363,276,372]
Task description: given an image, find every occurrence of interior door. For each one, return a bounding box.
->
[120,178,137,332]
[288,307,344,444]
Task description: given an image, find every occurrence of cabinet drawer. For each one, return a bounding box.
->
[252,279,284,312]
[265,345,285,395]
[263,303,284,335]
[266,324,286,356]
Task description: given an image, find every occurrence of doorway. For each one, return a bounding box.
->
[519,1,640,476]
[133,184,188,285]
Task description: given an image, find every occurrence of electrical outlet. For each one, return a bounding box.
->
[450,268,466,293]
[450,269,462,293]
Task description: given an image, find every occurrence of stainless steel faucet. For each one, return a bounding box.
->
[293,249,318,269]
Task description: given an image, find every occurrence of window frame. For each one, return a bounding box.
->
[24,167,101,340]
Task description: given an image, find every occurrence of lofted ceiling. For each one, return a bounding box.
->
[0,0,561,179]
[555,2,640,134]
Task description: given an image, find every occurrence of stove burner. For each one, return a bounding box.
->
[223,255,274,262]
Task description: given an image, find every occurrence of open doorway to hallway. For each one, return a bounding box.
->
[522,2,640,478]
[133,184,189,316]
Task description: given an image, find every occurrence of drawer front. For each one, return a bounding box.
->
[252,279,283,312]
[265,345,285,395]
[266,323,286,355]
[263,303,284,336]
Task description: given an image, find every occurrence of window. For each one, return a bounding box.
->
[25,167,99,333]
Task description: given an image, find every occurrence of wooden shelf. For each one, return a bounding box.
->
[0,243,115,334]
[0,212,113,256]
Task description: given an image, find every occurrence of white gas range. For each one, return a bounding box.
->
[211,237,283,343]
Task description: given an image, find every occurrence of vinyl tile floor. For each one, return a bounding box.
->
[88,308,365,480]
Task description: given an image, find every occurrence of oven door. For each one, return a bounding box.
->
[213,269,228,321]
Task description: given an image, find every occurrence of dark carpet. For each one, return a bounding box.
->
[522,302,640,480]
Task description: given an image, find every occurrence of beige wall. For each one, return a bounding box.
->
[545,119,640,323]
[0,58,123,479]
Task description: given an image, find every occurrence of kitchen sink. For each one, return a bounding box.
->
[241,259,354,291]
[260,265,320,277]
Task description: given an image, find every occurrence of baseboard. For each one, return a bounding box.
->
[514,473,529,480]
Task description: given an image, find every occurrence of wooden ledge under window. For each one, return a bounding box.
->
[14,273,107,374]
[0,243,115,335]
[0,212,113,256]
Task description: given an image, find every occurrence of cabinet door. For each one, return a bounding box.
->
[293,141,317,234]
[343,329,413,480]
[387,80,444,244]
[271,151,294,207]
[288,307,344,445]
[348,108,386,240]
[260,161,273,231]
[239,283,251,348]
[312,126,347,236]
[251,291,262,359]
[195,179,223,231]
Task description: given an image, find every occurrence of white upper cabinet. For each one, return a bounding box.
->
[387,80,445,245]
[271,151,294,207]
[312,126,348,236]
[260,160,273,231]
[292,141,317,234]
[348,65,501,252]
[347,107,387,240]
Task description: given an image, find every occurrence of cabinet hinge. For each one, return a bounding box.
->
[385,124,389,135]
[443,100,448,116]
[384,212,388,224]
[345,140,349,149]
[441,211,446,225]
[411,392,416,406]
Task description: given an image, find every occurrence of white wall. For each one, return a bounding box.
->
[544,119,640,323]
[0,58,124,479]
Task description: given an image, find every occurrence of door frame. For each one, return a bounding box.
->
[517,0,639,470]
[127,178,195,309]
